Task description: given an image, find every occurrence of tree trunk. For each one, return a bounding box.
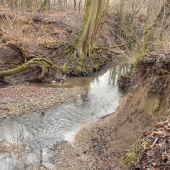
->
[67,0,108,58]
[39,0,50,11]
[74,0,76,11]
[78,0,81,13]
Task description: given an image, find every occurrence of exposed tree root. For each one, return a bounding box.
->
[7,43,29,63]
[0,58,62,79]
[1,42,63,80]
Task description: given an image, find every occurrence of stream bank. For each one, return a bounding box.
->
[70,50,170,169]
[0,85,84,118]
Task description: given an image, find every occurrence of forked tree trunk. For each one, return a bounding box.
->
[68,0,108,58]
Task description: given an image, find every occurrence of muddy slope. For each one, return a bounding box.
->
[67,50,170,169]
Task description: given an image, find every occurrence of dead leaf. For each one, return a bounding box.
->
[143,130,147,136]
[146,151,154,157]
[157,122,166,128]
[74,133,81,140]
[152,131,163,136]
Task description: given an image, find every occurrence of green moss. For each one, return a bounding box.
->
[41,1,47,10]
[38,41,47,47]
[62,62,67,73]
[48,40,53,43]
[138,135,143,139]
[9,64,14,66]
[124,153,137,164]
[123,141,148,165]
[142,141,148,146]
[153,103,160,112]
[93,64,99,70]
[64,45,72,55]
[38,40,56,47]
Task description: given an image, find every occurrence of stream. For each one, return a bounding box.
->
[0,61,129,170]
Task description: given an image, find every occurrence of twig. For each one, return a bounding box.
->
[151,138,158,147]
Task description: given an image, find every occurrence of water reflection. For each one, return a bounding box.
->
[0,61,129,170]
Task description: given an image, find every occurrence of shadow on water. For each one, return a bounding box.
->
[0,61,129,170]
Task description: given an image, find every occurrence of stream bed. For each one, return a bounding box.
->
[0,61,129,170]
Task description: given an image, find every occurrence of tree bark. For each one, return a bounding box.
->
[66,0,108,58]
[74,0,76,11]
[39,0,50,11]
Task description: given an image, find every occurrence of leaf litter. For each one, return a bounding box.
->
[125,115,170,170]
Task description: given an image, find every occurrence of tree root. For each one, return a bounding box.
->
[7,43,29,63]
[0,58,62,79]
[0,42,65,80]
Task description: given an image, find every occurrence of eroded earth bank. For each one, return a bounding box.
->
[54,50,170,170]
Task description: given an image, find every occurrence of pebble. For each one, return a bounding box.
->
[0,86,84,116]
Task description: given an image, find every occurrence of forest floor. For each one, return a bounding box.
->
[1,8,170,170]
[0,8,123,117]
[0,8,122,85]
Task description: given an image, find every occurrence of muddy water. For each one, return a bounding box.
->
[0,61,129,170]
